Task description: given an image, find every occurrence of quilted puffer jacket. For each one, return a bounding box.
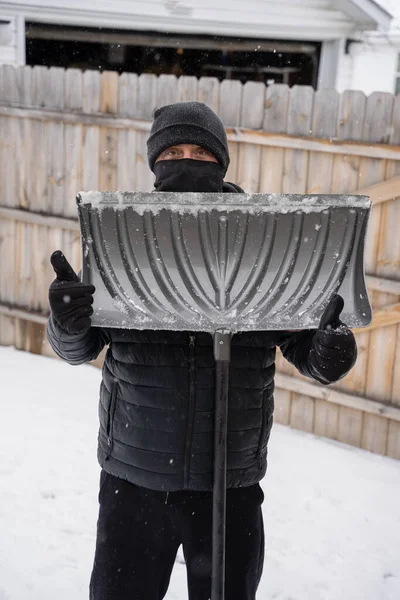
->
[46,318,349,491]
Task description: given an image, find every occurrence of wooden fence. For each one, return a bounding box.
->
[0,64,399,459]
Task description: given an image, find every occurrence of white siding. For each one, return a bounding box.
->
[336,41,399,94]
[0,15,24,66]
[336,51,355,92]
[337,0,400,95]
[0,0,359,40]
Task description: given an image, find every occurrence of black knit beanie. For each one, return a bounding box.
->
[147,101,230,175]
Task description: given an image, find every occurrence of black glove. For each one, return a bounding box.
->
[48,250,95,334]
[310,294,357,383]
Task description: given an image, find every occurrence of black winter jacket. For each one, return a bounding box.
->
[47,316,351,491]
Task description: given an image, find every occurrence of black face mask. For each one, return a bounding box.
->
[153,159,224,192]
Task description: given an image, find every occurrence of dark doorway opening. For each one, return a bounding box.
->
[26,23,320,88]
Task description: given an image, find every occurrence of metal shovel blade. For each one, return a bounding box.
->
[76,192,372,331]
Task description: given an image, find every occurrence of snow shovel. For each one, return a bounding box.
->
[76,191,372,600]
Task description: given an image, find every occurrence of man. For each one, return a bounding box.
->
[47,101,357,600]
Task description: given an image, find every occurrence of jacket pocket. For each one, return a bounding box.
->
[106,384,118,453]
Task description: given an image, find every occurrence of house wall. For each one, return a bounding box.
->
[336,49,354,91]
[0,15,24,66]
[336,40,399,94]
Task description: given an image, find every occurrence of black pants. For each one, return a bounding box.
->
[90,471,265,600]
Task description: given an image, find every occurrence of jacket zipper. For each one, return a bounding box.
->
[106,384,118,456]
[183,333,196,488]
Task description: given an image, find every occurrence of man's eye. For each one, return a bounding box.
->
[197,150,211,156]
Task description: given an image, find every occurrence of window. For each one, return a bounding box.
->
[396,54,400,94]
[25,22,321,88]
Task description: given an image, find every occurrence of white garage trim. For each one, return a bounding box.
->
[332,0,392,31]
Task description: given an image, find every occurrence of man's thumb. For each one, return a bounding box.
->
[50,251,80,283]
[319,294,344,330]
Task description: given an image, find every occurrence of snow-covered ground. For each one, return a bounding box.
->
[0,346,399,600]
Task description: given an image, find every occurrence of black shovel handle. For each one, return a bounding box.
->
[212,331,231,600]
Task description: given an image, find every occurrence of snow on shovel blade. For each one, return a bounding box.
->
[76,192,372,332]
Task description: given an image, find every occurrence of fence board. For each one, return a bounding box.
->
[178,76,198,102]
[64,69,83,218]
[0,66,18,209]
[360,92,395,454]
[237,82,265,192]
[363,93,394,274]
[361,413,390,455]
[157,74,179,108]
[384,93,400,414]
[308,88,342,441]
[274,389,292,426]
[392,323,400,406]
[34,223,51,349]
[45,67,65,215]
[135,74,158,192]
[283,85,313,194]
[82,70,101,192]
[261,84,289,193]
[117,72,138,191]
[14,222,31,350]
[0,219,16,345]
[387,420,400,459]
[62,227,81,277]
[314,398,340,440]
[275,354,297,401]
[283,86,315,433]
[259,86,291,441]
[14,67,36,349]
[0,67,19,345]
[290,393,315,433]
[332,90,365,193]
[15,67,32,211]
[31,224,43,312]
[219,79,242,185]
[337,404,364,448]
[198,77,220,114]
[31,67,51,212]
[331,90,368,448]
[355,175,400,205]
[0,63,19,103]
[307,89,338,194]
[375,94,400,460]
[46,225,63,298]
[99,71,119,191]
